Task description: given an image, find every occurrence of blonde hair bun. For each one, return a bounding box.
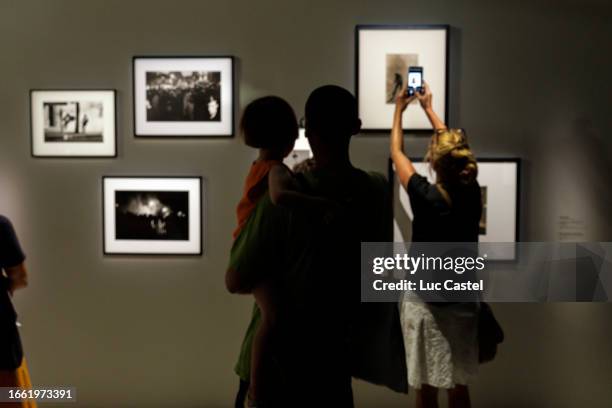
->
[426,129,478,185]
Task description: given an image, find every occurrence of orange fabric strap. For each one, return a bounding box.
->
[233,160,281,239]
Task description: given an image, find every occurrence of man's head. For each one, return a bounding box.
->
[304,85,361,158]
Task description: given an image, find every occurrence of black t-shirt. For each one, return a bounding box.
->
[0,215,25,322]
[276,168,399,397]
[281,169,391,338]
[407,174,482,242]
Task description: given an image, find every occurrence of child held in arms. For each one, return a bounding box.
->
[227,96,336,407]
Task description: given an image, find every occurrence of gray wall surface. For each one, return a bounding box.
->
[1,0,611,406]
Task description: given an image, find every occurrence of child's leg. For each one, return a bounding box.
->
[249,283,278,405]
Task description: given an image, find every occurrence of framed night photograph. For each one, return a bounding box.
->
[356,25,449,132]
[103,177,203,255]
[390,158,520,260]
[133,56,234,137]
[30,90,117,157]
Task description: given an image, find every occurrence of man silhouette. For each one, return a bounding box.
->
[228,86,406,407]
[276,85,406,406]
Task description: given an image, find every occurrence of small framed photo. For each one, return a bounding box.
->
[356,25,449,132]
[133,56,234,137]
[103,177,203,255]
[30,90,117,157]
[390,158,520,260]
[283,127,313,170]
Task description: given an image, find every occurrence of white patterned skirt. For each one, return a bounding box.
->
[399,293,479,389]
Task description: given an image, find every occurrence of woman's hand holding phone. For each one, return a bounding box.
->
[395,85,417,113]
[416,82,446,130]
[416,81,433,112]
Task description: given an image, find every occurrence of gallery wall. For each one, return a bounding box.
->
[1,0,611,407]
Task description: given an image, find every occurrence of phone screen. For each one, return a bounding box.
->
[408,71,423,89]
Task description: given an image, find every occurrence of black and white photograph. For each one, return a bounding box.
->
[44,101,104,142]
[356,25,448,131]
[146,71,221,122]
[390,159,519,260]
[115,191,189,241]
[134,57,233,137]
[30,90,116,157]
[386,53,419,103]
[283,127,313,170]
[104,177,203,255]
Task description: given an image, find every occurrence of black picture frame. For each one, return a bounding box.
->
[29,89,118,158]
[102,176,204,256]
[355,24,450,134]
[132,55,235,138]
[388,157,521,251]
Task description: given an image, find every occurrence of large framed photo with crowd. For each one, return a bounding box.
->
[390,158,520,260]
[103,176,203,255]
[133,56,234,137]
[30,89,117,157]
[356,25,449,132]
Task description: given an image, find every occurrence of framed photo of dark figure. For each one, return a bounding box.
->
[30,89,117,157]
[389,158,520,260]
[103,177,203,255]
[133,56,234,137]
[356,25,449,133]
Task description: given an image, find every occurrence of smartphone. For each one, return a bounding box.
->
[407,66,424,96]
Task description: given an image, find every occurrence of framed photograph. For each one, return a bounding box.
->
[356,25,449,132]
[30,90,116,157]
[390,158,520,260]
[103,177,203,255]
[283,127,313,170]
[133,56,234,137]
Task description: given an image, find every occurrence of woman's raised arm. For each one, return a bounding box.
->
[417,82,446,131]
[390,86,418,188]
